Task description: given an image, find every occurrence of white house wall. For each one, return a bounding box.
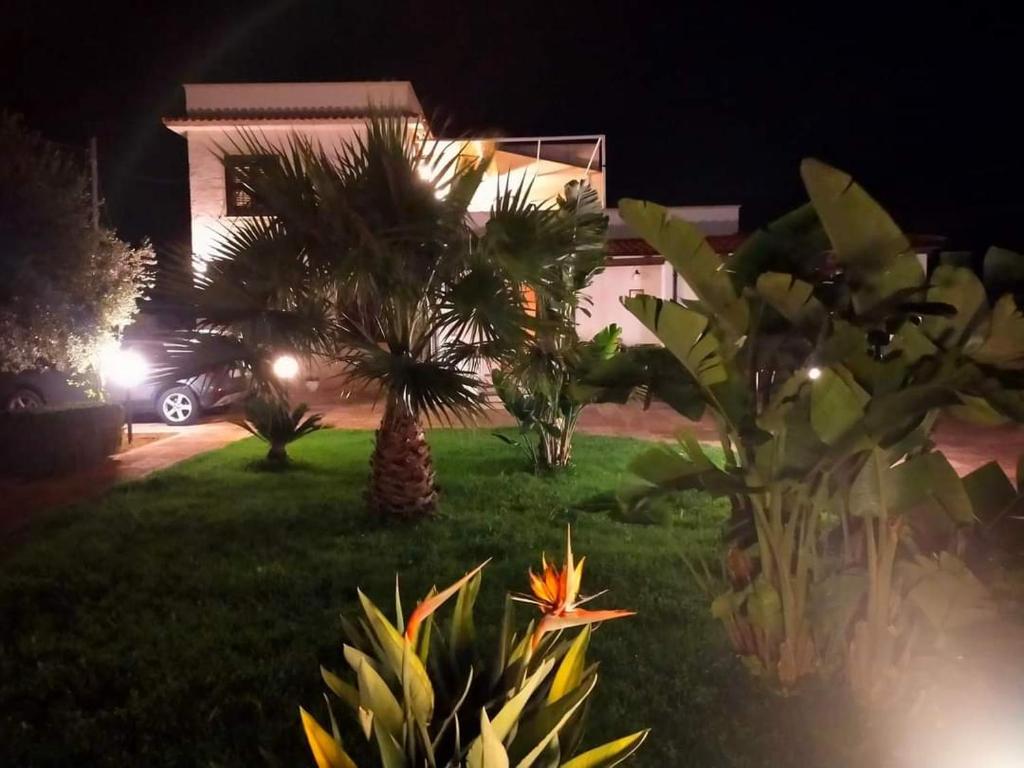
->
[186,123,374,268]
[577,264,674,346]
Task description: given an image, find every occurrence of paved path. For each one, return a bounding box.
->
[0,420,249,534]
[3,400,1022,535]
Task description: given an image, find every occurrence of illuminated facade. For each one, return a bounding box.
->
[164,81,741,345]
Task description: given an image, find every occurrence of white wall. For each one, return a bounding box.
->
[181,127,606,270]
[183,123,373,269]
[576,263,674,346]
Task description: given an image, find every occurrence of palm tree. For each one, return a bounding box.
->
[176,114,595,517]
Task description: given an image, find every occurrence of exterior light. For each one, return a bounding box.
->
[100,346,149,388]
[272,354,300,380]
[808,366,823,381]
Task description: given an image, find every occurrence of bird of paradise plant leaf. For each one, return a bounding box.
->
[301,527,647,768]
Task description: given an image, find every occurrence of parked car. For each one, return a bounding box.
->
[0,367,88,412]
[1,340,247,425]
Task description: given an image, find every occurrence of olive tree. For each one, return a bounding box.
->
[0,113,152,374]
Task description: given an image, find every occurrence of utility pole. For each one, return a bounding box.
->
[89,136,99,230]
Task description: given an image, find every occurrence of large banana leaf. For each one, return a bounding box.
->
[800,159,924,313]
[897,553,998,634]
[809,366,870,446]
[848,449,895,519]
[970,295,1024,369]
[727,204,830,290]
[961,461,1018,524]
[961,460,1024,548]
[848,449,972,524]
[625,431,745,498]
[618,199,748,340]
[922,265,987,347]
[755,272,825,332]
[621,295,726,392]
[888,452,974,524]
[982,245,1024,294]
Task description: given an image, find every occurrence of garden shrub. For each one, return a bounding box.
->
[608,158,1024,706]
[302,529,647,768]
[0,402,123,477]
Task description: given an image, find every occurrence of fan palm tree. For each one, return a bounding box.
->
[174,114,600,517]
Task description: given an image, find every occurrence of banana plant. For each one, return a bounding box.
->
[613,158,1024,693]
[301,530,648,767]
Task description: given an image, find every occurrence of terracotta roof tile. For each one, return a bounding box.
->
[607,232,945,262]
[607,235,746,258]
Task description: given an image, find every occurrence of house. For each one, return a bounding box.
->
[163,81,742,346]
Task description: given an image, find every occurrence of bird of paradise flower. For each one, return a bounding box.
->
[401,527,634,650]
[514,527,635,647]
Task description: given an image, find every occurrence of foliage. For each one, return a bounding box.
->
[236,396,324,466]
[20,429,1015,766]
[301,530,644,768]
[613,158,1024,701]
[491,184,612,472]
[494,323,632,472]
[489,183,610,471]
[0,113,152,374]
[3,431,750,768]
[0,402,123,477]
[168,113,595,516]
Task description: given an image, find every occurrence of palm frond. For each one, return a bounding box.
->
[338,344,485,425]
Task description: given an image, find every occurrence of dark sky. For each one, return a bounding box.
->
[3,0,1021,252]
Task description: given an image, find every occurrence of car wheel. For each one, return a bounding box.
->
[5,388,45,412]
[158,386,200,426]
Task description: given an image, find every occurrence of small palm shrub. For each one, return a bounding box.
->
[493,324,633,472]
[491,184,611,473]
[237,397,324,466]
[301,530,648,768]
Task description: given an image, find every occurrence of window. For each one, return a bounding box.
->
[224,155,278,216]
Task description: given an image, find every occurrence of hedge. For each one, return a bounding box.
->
[0,402,124,478]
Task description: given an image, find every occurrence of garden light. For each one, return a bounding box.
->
[99,345,150,388]
[272,354,300,380]
[807,366,823,381]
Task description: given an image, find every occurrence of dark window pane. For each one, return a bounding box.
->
[224,155,278,216]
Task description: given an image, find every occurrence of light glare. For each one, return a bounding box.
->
[100,347,149,388]
[272,354,300,380]
[808,366,823,381]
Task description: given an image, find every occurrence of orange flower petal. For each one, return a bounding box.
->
[531,607,636,648]
[545,566,561,604]
[529,569,553,603]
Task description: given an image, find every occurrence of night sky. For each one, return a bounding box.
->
[3,0,1021,253]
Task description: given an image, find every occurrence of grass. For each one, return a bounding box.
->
[0,429,867,767]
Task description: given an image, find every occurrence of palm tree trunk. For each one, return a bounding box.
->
[369,396,438,518]
[267,441,289,466]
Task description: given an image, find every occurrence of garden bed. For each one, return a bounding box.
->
[0,430,869,767]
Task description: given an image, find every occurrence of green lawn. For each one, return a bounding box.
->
[0,430,866,767]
